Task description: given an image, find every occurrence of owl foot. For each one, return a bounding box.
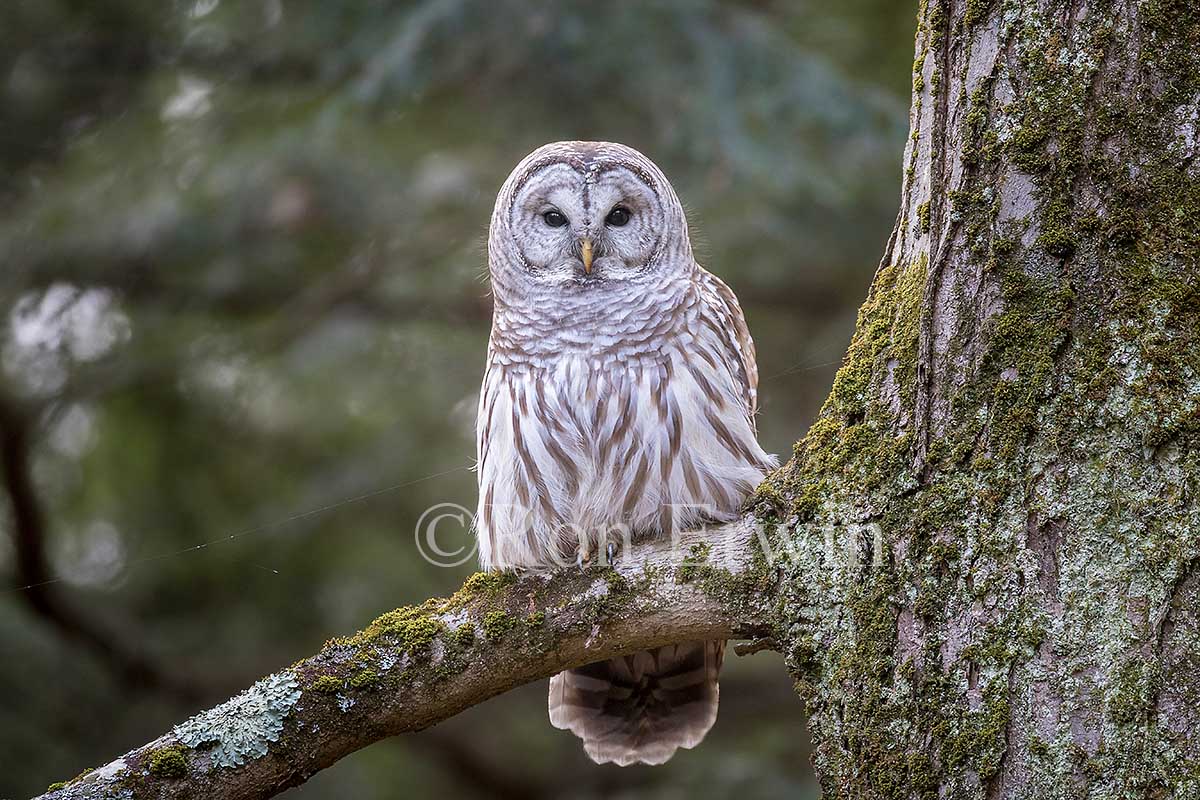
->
[576,543,592,571]
[606,541,618,566]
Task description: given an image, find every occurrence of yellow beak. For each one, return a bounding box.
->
[581,237,593,274]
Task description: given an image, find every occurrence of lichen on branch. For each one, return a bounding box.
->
[36,520,778,800]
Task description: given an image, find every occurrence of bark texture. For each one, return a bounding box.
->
[34,523,774,800]
[761,0,1200,796]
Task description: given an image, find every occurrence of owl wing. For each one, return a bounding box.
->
[695,266,761,429]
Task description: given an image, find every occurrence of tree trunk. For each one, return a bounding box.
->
[763,0,1200,796]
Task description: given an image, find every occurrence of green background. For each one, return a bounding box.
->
[0,1,916,797]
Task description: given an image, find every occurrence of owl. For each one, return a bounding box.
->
[476,141,776,766]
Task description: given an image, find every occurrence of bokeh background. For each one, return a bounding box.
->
[0,1,916,797]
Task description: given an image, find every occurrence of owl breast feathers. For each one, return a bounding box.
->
[476,140,776,765]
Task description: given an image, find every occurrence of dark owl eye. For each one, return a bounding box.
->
[605,206,631,227]
[542,209,568,228]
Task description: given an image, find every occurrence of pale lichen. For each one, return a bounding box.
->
[172,671,302,769]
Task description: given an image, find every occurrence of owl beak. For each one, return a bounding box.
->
[580,237,594,274]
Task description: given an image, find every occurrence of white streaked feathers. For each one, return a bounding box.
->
[475,140,776,765]
[476,306,771,568]
[476,142,774,567]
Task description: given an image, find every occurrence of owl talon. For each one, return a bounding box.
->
[606,541,618,566]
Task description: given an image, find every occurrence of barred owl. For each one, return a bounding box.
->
[476,141,775,766]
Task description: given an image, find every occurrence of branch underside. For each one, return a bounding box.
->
[37,519,777,800]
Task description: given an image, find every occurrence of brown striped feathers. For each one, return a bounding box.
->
[477,141,776,765]
[549,641,725,766]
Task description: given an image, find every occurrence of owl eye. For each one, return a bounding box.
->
[542,209,568,228]
[605,206,631,227]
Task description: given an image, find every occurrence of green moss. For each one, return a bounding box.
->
[1034,198,1077,257]
[667,538,775,623]
[1006,123,1046,168]
[1029,736,1050,758]
[482,610,515,640]
[1109,657,1160,725]
[990,235,1017,260]
[310,675,342,694]
[675,542,713,583]
[768,250,926,512]
[349,669,378,690]
[791,481,823,521]
[446,571,517,608]
[942,681,1011,778]
[566,564,650,631]
[963,0,991,25]
[926,0,948,48]
[427,620,484,682]
[525,610,546,628]
[602,568,628,593]
[916,200,930,233]
[147,745,187,779]
[49,767,92,791]
[814,569,917,796]
[975,263,1073,461]
[453,624,475,647]
[960,81,995,167]
[352,605,444,653]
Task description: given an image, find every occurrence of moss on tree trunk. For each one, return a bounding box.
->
[761,0,1200,796]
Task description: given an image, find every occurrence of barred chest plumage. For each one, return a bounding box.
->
[475,282,774,570]
[479,141,776,766]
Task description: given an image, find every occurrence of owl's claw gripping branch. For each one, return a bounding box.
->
[37,518,778,800]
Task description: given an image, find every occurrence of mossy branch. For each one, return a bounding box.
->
[36,518,778,800]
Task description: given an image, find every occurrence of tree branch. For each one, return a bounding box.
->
[36,518,778,800]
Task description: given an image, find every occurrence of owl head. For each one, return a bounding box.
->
[487,142,694,302]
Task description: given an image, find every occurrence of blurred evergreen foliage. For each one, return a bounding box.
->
[1,1,916,797]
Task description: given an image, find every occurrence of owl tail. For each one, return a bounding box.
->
[548,640,724,766]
